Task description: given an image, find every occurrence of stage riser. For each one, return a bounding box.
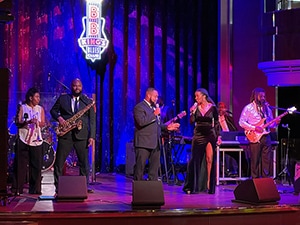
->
[0,210,299,225]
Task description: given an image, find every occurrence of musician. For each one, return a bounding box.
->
[157,96,174,124]
[133,87,180,181]
[50,78,96,193]
[239,87,280,178]
[183,88,221,194]
[218,102,237,131]
[12,87,45,195]
[218,102,239,177]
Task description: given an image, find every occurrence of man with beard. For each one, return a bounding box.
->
[133,87,180,181]
[239,87,280,179]
[50,78,96,193]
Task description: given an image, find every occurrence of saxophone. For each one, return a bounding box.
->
[55,101,95,137]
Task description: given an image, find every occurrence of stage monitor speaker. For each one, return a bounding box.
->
[294,162,300,193]
[56,176,87,201]
[132,180,165,209]
[233,178,280,204]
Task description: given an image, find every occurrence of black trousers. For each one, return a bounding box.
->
[12,138,43,194]
[249,134,272,178]
[53,133,89,190]
[134,144,161,181]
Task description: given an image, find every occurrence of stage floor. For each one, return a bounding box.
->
[1,169,300,225]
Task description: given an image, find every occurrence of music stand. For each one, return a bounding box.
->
[274,124,292,184]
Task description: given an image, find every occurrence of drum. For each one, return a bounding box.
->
[42,141,55,172]
[66,149,78,167]
[42,126,53,144]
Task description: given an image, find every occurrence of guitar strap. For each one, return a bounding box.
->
[258,105,271,132]
[258,105,265,119]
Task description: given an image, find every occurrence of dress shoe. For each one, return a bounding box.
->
[87,189,94,193]
[11,188,22,196]
[183,188,191,194]
[228,171,238,178]
[207,188,215,194]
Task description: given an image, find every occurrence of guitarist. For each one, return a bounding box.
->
[239,87,280,179]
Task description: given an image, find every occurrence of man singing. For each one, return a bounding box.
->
[133,87,180,181]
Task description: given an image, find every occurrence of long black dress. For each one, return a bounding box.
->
[183,105,220,194]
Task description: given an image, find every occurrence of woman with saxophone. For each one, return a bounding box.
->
[12,87,45,195]
[50,78,96,194]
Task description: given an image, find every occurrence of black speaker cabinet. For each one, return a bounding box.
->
[294,162,300,194]
[294,178,300,194]
[132,180,165,209]
[233,178,280,204]
[56,176,87,201]
[0,68,9,193]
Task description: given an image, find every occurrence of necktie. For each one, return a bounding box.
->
[74,98,78,113]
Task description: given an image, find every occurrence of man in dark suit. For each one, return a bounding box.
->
[50,78,96,192]
[133,87,180,181]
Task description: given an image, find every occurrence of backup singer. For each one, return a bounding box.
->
[50,78,96,193]
[133,87,180,181]
[12,87,45,195]
[183,88,221,194]
[239,87,279,178]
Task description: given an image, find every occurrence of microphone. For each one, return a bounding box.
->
[24,113,28,122]
[190,102,198,115]
[264,101,276,110]
[226,110,233,114]
[155,103,161,123]
[48,73,51,81]
[171,99,175,106]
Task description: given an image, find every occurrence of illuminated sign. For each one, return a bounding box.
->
[78,0,109,62]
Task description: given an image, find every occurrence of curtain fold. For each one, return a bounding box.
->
[4,0,218,173]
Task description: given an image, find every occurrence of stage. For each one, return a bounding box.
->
[0,169,300,225]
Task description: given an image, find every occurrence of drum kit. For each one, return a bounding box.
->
[8,120,57,173]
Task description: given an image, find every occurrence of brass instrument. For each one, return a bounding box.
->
[55,101,95,137]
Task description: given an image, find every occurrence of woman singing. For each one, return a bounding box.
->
[183,88,221,194]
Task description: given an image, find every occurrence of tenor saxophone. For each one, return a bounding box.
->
[55,101,95,137]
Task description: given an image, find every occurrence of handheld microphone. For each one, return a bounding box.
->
[190,102,198,115]
[226,110,233,114]
[171,99,175,106]
[24,113,28,122]
[155,103,161,123]
[48,73,51,81]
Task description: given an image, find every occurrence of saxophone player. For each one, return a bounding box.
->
[50,78,96,193]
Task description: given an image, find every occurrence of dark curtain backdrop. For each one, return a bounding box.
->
[4,0,218,173]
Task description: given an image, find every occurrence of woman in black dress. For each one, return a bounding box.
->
[183,88,221,194]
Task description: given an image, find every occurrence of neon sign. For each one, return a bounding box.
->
[78,0,109,62]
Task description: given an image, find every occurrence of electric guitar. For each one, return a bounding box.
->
[164,111,187,125]
[245,106,296,143]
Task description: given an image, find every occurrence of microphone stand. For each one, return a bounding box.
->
[269,105,300,114]
[274,124,291,184]
[48,73,70,92]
